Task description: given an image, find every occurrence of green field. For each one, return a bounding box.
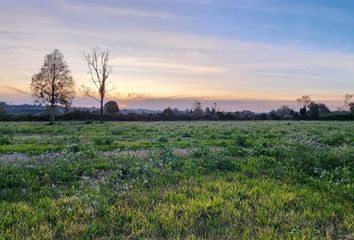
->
[0,121,353,239]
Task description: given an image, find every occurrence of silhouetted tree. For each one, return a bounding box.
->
[343,94,353,111]
[275,105,294,118]
[160,106,176,120]
[349,103,354,113]
[296,95,311,108]
[307,101,330,119]
[31,49,75,124]
[83,47,112,123]
[0,102,6,116]
[211,102,218,115]
[299,106,307,118]
[308,102,320,119]
[192,101,203,119]
[296,95,312,119]
[317,103,330,113]
[104,101,119,114]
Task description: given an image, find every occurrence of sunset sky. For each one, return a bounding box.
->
[0,0,353,111]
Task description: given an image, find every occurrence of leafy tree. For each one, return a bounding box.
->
[317,103,330,113]
[308,102,320,119]
[104,101,119,114]
[83,47,112,123]
[31,49,75,124]
[307,102,330,119]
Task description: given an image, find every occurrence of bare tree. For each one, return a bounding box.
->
[344,94,353,111]
[296,95,311,108]
[83,47,112,123]
[31,49,75,124]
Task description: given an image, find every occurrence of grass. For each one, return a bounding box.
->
[0,121,353,239]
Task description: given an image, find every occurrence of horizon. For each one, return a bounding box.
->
[1,0,353,111]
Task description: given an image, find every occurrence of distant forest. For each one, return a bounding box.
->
[1,96,353,122]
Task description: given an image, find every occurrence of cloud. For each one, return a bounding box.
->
[54,0,180,20]
[170,0,351,21]
[1,86,30,95]
[112,57,225,74]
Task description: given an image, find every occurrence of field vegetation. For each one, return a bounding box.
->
[0,121,353,239]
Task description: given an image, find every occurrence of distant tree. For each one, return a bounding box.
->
[349,102,354,113]
[204,107,214,120]
[296,95,312,119]
[162,106,173,114]
[161,106,176,120]
[211,102,219,115]
[205,107,211,115]
[82,47,112,123]
[308,102,320,119]
[276,105,294,118]
[270,110,280,120]
[258,113,267,120]
[192,101,204,119]
[0,102,6,117]
[0,102,5,111]
[317,103,330,113]
[104,101,119,114]
[299,106,307,118]
[307,102,330,119]
[343,94,353,111]
[31,49,75,124]
[296,95,311,109]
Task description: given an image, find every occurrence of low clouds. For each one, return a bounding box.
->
[54,0,180,20]
[2,87,30,96]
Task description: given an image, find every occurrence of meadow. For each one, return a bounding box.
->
[0,121,353,239]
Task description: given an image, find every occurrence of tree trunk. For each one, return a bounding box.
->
[50,103,55,125]
[100,98,104,123]
[50,74,56,125]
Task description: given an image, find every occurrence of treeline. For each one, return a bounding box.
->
[0,105,353,122]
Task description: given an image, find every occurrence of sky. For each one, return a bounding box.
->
[0,0,353,111]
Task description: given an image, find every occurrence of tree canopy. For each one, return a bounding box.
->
[31,49,75,124]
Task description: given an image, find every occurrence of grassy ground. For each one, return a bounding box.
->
[0,121,353,239]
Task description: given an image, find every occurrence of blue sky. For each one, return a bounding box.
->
[0,0,353,111]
